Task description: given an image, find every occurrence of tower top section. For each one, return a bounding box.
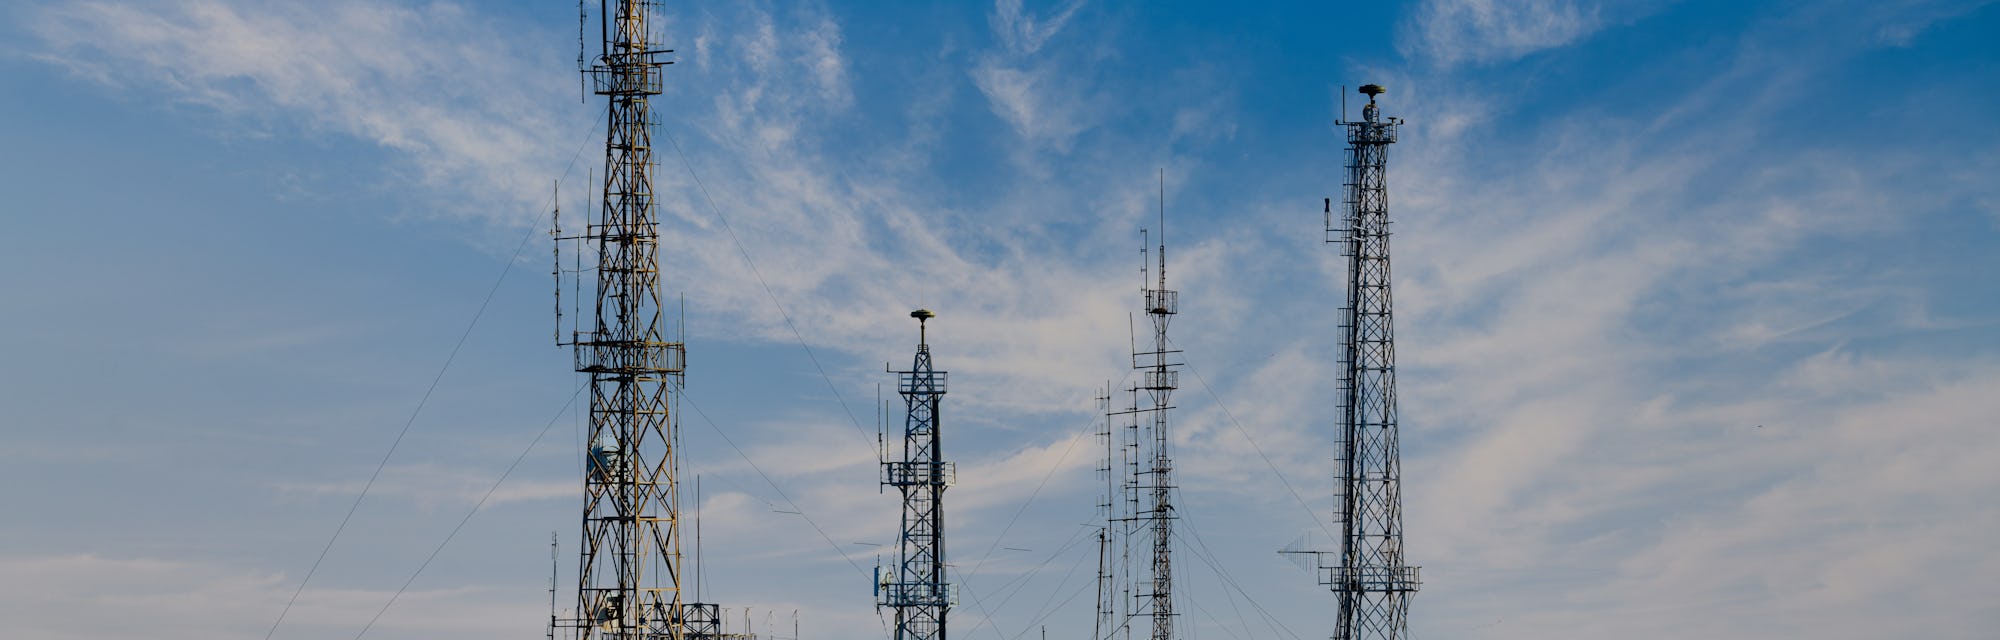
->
[1343,82,1400,137]
[912,309,935,346]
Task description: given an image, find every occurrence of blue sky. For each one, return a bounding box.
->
[2,1,1998,639]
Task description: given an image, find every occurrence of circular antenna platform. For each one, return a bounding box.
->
[1358,84,1386,97]
[911,309,935,320]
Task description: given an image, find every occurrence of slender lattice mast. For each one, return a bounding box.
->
[1105,175,1181,640]
[1139,224,1178,640]
[551,2,694,639]
[1315,83,1420,640]
[879,310,954,640]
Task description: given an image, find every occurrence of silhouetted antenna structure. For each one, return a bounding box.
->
[1293,83,1420,640]
[878,310,954,640]
[1092,385,1118,640]
[548,2,725,640]
[1104,172,1182,640]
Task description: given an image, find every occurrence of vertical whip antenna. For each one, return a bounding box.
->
[550,532,559,640]
[553,180,564,345]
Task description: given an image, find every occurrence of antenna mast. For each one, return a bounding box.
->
[1140,175,1178,640]
[879,309,954,640]
[1093,384,1117,640]
[1311,83,1420,640]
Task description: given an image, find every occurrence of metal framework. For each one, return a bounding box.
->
[1101,181,1182,640]
[551,2,689,639]
[878,309,954,640]
[1093,388,1119,640]
[1311,84,1420,640]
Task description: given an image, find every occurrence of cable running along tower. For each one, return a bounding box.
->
[549,2,716,639]
[878,310,953,640]
[1312,84,1420,640]
[1101,177,1181,640]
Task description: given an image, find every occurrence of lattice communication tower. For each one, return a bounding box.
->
[877,310,954,640]
[1307,83,1420,640]
[548,2,718,639]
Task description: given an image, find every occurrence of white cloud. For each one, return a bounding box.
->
[1399,0,1662,67]
[991,0,1088,56]
[1476,363,2000,638]
[972,64,1084,149]
[0,554,540,640]
[28,0,581,227]
[970,0,1119,154]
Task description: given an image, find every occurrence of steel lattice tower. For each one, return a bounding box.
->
[878,309,953,640]
[1314,84,1420,640]
[553,2,693,639]
[1104,179,1181,640]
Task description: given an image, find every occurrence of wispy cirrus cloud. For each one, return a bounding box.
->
[971,0,1107,153]
[1398,0,1660,67]
[992,0,1087,56]
[28,0,580,226]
